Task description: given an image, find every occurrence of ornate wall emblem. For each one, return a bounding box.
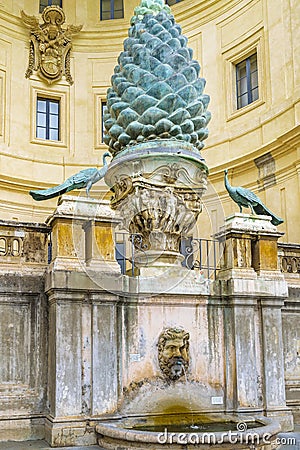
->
[158,328,190,381]
[21,6,82,85]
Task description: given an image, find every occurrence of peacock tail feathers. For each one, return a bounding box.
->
[252,204,284,226]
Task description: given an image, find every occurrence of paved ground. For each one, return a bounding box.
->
[0,426,299,449]
[0,444,102,450]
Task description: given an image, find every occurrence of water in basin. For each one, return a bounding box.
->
[130,421,260,433]
[123,413,262,433]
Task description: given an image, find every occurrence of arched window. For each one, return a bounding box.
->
[39,0,62,13]
[100,0,124,20]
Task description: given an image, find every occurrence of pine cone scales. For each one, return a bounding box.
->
[104,10,211,157]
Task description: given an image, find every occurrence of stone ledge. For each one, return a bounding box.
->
[215,277,288,298]
[45,267,212,298]
[215,213,283,238]
[46,195,121,225]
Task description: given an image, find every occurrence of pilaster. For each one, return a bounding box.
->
[260,297,293,430]
[224,297,263,413]
[215,214,293,431]
[44,196,122,447]
[215,213,288,297]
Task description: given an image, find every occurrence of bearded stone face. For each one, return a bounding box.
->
[158,329,189,381]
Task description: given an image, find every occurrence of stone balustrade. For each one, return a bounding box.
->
[278,243,300,275]
[1,215,300,285]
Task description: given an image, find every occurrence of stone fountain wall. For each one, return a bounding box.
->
[0,199,299,446]
[35,198,298,445]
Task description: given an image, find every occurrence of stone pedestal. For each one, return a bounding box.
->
[105,141,208,268]
[45,196,122,447]
[215,213,293,431]
[46,195,121,272]
[215,213,287,296]
[216,213,283,277]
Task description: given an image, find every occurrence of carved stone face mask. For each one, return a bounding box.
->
[158,328,190,381]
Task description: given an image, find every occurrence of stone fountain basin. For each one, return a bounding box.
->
[96,413,281,449]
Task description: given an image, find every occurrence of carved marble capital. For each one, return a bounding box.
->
[106,146,208,266]
[118,185,201,253]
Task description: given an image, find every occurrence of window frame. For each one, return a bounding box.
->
[223,30,266,121]
[100,0,124,21]
[36,97,60,141]
[30,86,68,148]
[167,0,183,6]
[235,53,259,110]
[39,0,62,14]
[94,93,108,149]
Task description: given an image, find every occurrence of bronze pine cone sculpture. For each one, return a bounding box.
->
[103,6,211,157]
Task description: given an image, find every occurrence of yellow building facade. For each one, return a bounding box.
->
[0,0,299,244]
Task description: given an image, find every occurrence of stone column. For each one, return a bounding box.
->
[104,141,208,272]
[45,195,122,447]
[215,213,293,431]
[260,297,293,430]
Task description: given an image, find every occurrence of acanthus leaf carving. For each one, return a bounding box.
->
[115,183,202,253]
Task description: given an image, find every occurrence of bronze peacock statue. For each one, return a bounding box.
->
[30,152,111,201]
[224,169,283,226]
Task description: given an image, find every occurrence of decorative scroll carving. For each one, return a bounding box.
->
[143,164,208,188]
[158,328,190,381]
[111,176,134,206]
[145,163,182,184]
[21,6,82,85]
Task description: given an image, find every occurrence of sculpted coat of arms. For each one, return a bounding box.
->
[21,6,82,85]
